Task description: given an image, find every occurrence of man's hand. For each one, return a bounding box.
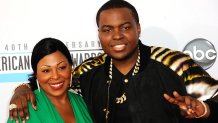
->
[163,91,210,118]
[9,84,36,123]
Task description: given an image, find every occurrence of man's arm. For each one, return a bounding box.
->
[9,83,36,123]
[150,46,218,101]
[163,91,210,118]
[163,91,218,122]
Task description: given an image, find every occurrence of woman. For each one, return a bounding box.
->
[8,38,93,123]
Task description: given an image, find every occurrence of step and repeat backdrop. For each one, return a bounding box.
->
[0,0,217,122]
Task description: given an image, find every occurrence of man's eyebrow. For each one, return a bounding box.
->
[101,25,113,28]
[101,22,131,28]
[120,22,131,26]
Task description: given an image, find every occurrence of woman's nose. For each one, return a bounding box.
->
[51,70,60,80]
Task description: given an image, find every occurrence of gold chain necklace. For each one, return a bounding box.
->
[104,47,140,122]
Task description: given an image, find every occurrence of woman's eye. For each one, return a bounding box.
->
[42,69,49,73]
[59,66,66,70]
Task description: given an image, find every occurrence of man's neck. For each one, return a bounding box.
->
[112,50,139,75]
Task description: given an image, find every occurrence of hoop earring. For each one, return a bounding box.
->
[36,79,40,93]
[69,74,72,87]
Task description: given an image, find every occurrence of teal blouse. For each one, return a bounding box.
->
[8,89,93,123]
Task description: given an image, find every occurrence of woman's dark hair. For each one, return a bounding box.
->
[28,37,72,85]
[96,0,139,27]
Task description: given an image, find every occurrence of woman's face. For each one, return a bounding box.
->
[36,51,72,97]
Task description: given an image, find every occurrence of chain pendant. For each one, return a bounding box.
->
[116,93,127,104]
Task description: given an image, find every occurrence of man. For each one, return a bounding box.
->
[9,0,218,123]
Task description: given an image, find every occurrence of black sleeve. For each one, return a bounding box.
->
[203,99,218,122]
[195,99,218,123]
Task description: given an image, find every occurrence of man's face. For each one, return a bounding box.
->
[98,8,141,61]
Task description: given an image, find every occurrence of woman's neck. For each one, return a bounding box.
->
[46,92,69,105]
[46,91,76,123]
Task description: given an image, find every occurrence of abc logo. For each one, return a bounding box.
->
[183,38,217,70]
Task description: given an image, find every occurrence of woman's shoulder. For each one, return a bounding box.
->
[68,91,93,123]
[68,91,87,106]
[68,91,83,100]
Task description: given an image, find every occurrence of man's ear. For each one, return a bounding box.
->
[137,23,141,37]
[98,28,101,40]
